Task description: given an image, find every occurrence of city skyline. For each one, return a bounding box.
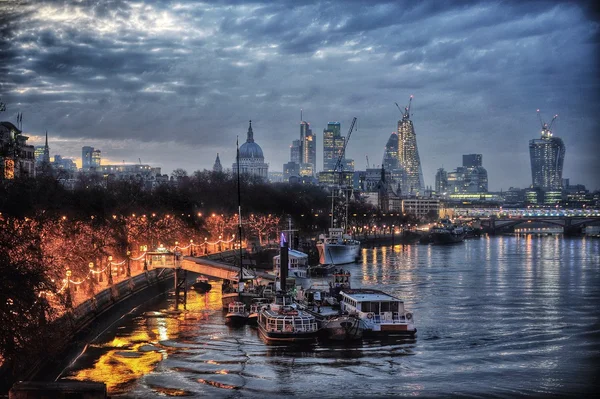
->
[1,0,598,191]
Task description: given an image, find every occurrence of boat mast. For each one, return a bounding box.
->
[236,136,243,293]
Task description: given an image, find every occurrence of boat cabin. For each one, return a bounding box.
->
[273,249,309,278]
[340,289,408,324]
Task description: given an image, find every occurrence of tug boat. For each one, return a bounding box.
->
[257,292,319,343]
[429,219,465,244]
[225,301,248,325]
[339,289,416,336]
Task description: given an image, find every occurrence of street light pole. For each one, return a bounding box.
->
[108,255,113,285]
[88,262,95,293]
[126,250,131,277]
[189,239,193,256]
[65,269,72,309]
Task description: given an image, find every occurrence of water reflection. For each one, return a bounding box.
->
[60,238,599,397]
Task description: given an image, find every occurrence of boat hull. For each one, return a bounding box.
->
[322,316,364,341]
[317,242,360,265]
[257,323,319,343]
[430,232,464,244]
[225,314,248,325]
[191,281,212,293]
[222,292,240,309]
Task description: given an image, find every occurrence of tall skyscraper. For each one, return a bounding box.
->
[529,112,565,191]
[382,132,399,170]
[300,120,316,176]
[396,96,424,195]
[290,139,302,164]
[323,122,345,172]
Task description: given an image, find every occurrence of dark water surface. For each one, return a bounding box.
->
[59,236,600,398]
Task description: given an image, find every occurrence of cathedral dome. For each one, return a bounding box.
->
[239,120,264,159]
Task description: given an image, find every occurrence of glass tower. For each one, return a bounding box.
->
[397,107,424,196]
[529,119,565,191]
[323,122,345,172]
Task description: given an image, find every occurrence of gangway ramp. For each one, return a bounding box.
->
[180,256,275,281]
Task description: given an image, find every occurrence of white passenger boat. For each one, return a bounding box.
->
[316,228,360,266]
[225,301,248,324]
[339,289,416,336]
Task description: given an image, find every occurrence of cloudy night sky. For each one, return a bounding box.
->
[1,0,598,191]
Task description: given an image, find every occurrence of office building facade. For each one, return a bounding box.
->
[529,121,565,191]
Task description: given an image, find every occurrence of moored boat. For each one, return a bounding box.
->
[225,301,248,324]
[339,289,416,336]
[247,297,270,325]
[429,219,465,244]
[257,292,319,343]
[273,249,312,290]
[191,276,212,293]
[316,228,360,266]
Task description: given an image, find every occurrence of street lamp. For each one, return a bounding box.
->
[204,237,208,254]
[218,235,222,252]
[189,239,194,256]
[126,250,131,277]
[65,269,72,309]
[108,255,113,285]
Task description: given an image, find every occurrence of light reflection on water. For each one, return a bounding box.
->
[60,237,600,398]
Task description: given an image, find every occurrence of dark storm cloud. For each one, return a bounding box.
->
[0,0,598,189]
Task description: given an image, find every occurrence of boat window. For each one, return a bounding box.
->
[390,302,399,312]
[361,302,379,313]
[381,302,390,312]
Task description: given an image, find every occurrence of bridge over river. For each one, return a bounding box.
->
[451,208,600,234]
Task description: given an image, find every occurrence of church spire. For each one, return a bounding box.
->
[246,120,254,143]
[43,130,50,163]
[213,153,223,173]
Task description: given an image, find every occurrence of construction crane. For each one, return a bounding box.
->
[537,109,558,132]
[333,117,357,174]
[395,94,413,121]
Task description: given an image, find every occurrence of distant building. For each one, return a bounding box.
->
[529,115,565,191]
[396,98,425,196]
[34,146,45,163]
[402,198,440,220]
[283,161,300,180]
[300,120,317,176]
[232,120,269,179]
[52,155,77,173]
[213,153,223,173]
[444,154,488,194]
[435,168,448,195]
[322,122,345,172]
[268,171,284,183]
[98,164,158,180]
[462,154,482,167]
[290,139,302,164]
[82,146,101,171]
[0,121,35,179]
[82,146,93,170]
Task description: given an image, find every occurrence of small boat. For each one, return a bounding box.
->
[247,298,270,325]
[429,219,465,244]
[190,276,212,293]
[225,301,248,324]
[321,315,364,341]
[339,289,416,337]
[257,292,319,343]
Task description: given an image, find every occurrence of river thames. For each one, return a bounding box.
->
[58,236,600,398]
